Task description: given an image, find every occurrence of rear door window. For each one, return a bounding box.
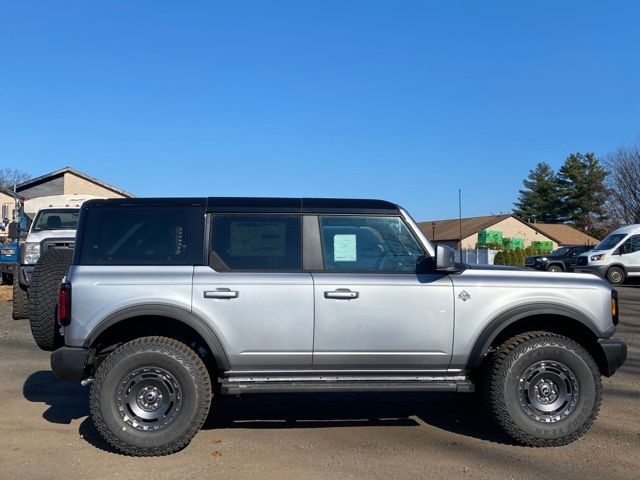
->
[210,215,302,271]
[78,207,204,265]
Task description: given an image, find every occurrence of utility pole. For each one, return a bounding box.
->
[458,189,463,250]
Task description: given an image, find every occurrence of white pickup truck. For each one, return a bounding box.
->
[12,195,101,319]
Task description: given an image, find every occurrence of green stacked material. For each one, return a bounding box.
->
[478,230,503,247]
[502,237,524,250]
[531,240,554,251]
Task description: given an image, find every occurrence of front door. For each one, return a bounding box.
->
[311,215,455,371]
[192,214,314,371]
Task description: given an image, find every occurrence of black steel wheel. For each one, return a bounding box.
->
[484,331,602,446]
[518,360,579,423]
[90,336,212,456]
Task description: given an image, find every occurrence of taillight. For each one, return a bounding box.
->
[611,289,619,326]
[58,282,72,326]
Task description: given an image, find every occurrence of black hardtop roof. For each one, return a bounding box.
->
[82,197,400,215]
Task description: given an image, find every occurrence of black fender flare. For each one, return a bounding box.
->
[466,303,603,370]
[83,304,230,371]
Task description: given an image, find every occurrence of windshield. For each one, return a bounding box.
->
[551,247,570,256]
[593,233,627,251]
[32,209,80,232]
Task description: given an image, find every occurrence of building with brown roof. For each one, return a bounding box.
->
[417,214,599,250]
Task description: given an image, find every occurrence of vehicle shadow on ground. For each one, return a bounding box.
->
[204,391,514,445]
[22,371,514,452]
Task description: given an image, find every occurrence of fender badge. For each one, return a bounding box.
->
[458,290,471,302]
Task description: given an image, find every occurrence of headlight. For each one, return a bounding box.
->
[23,243,41,264]
[537,257,548,262]
[1,248,16,256]
[590,254,605,261]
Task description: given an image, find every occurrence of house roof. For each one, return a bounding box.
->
[530,223,600,246]
[16,166,134,198]
[418,214,513,241]
[0,185,16,198]
[417,213,601,246]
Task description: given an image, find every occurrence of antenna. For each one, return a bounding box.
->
[458,188,462,250]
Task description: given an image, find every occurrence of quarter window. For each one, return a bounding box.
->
[319,216,427,272]
[210,215,302,271]
[78,208,203,265]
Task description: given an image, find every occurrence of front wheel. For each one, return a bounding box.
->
[606,266,626,285]
[90,336,212,456]
[483,332,602,446]
[546,264,563,273]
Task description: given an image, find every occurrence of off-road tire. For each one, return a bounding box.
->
[12,273,29,320]
[483,331,602,447]
[28,249,74,351]
[90,336,212,456]
[606,266,625,285]
[547,264,563,273]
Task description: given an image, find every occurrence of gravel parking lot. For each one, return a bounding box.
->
[0,285,638,480]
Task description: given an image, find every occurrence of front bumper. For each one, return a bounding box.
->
[597,338,627,377]
[18,265,34,288]
[50,346,92,381]
[575,264,608,278]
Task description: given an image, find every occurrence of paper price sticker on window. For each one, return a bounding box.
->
[333,234,357,262]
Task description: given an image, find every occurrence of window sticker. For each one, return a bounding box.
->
[333,234,357,262]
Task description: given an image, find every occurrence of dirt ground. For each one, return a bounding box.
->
[0,285,638,480]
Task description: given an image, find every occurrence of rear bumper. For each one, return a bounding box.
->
[50,346,92,381]
[597,338,627,377]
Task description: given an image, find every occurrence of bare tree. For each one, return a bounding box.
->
[0,168,31,189]
[604,139,640,225]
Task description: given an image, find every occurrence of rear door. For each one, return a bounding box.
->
[311,215,455,371]
[192,214,314,370]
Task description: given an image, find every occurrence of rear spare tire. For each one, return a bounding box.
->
[12,273,28,320]
[28,249,74,351]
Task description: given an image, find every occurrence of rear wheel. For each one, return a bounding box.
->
[90,336,212,456]
[28,249,74,351]
[606,266,625,285]
[484,332,601,446]
[12,273,28,320]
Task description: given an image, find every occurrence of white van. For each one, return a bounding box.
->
[575,224,640,284]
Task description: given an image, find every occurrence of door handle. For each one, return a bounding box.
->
[204,288,239,299]
[324,289,359,300]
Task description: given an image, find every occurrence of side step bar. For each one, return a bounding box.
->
[220,378,475,395]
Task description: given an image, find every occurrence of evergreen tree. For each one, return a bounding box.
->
[513,163,562,222]
[557,153,609,235]
[493,251,505,265]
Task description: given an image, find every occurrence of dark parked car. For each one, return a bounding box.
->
[525,245,592,272]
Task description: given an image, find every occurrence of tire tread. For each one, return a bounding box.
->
[89,336,212,456]
[483,331,602,447]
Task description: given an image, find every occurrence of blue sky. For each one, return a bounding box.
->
[1,1,639,221]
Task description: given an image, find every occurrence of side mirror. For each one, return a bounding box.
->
[7,222,19,240]
[436,244,458,272]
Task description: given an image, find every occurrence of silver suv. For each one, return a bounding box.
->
[33,197,626,456]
